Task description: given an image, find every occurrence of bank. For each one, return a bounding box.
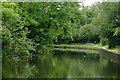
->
[53,43,120,65]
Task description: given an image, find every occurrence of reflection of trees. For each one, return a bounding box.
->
[67,52,100,78]
[30,51,102,78]
[3,51,120,78]
[99,59,120,78]
[2,59,30,78]
[29,54,53,78]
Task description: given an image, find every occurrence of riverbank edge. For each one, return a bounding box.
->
[53,44,120,54]
[53,45,120,65]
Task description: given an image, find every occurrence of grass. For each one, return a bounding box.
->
[53,48,98,54]
[54,43,120,54]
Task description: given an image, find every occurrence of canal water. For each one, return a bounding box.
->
[2,50,120,78]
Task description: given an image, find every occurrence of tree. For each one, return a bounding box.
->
[98,2,120,48]
[19,2,82,52]
[2,2,34,58]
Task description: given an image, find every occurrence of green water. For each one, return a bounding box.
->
[2,50,120,78]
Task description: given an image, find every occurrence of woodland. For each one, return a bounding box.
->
[1,2,120,59]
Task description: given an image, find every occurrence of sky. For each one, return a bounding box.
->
[83,0,103,6]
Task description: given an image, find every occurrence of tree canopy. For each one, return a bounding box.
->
[2,2,120,58]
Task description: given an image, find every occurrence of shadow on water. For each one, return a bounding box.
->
[2,50,120,78]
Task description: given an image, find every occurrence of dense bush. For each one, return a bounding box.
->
[2,3,34,58]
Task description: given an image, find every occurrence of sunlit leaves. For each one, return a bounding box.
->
[113,27,120,37]
[2,2,34,58]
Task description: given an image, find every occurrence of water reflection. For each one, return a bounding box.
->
[2,50,120,78]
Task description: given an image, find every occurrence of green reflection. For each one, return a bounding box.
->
[2,51,120,78]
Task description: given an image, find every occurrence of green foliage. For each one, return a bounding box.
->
[72,2,119,48]
[79,24,98,41]
[98,2,120,48]
[19,2,82,52]
[2,2,34,58]
[2,2,84,56]
[82,7,93,24]
[2,2,120,58]
[114,27,120,37]
[100,37,109,45]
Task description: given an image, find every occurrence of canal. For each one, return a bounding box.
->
[2,50,120,78]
